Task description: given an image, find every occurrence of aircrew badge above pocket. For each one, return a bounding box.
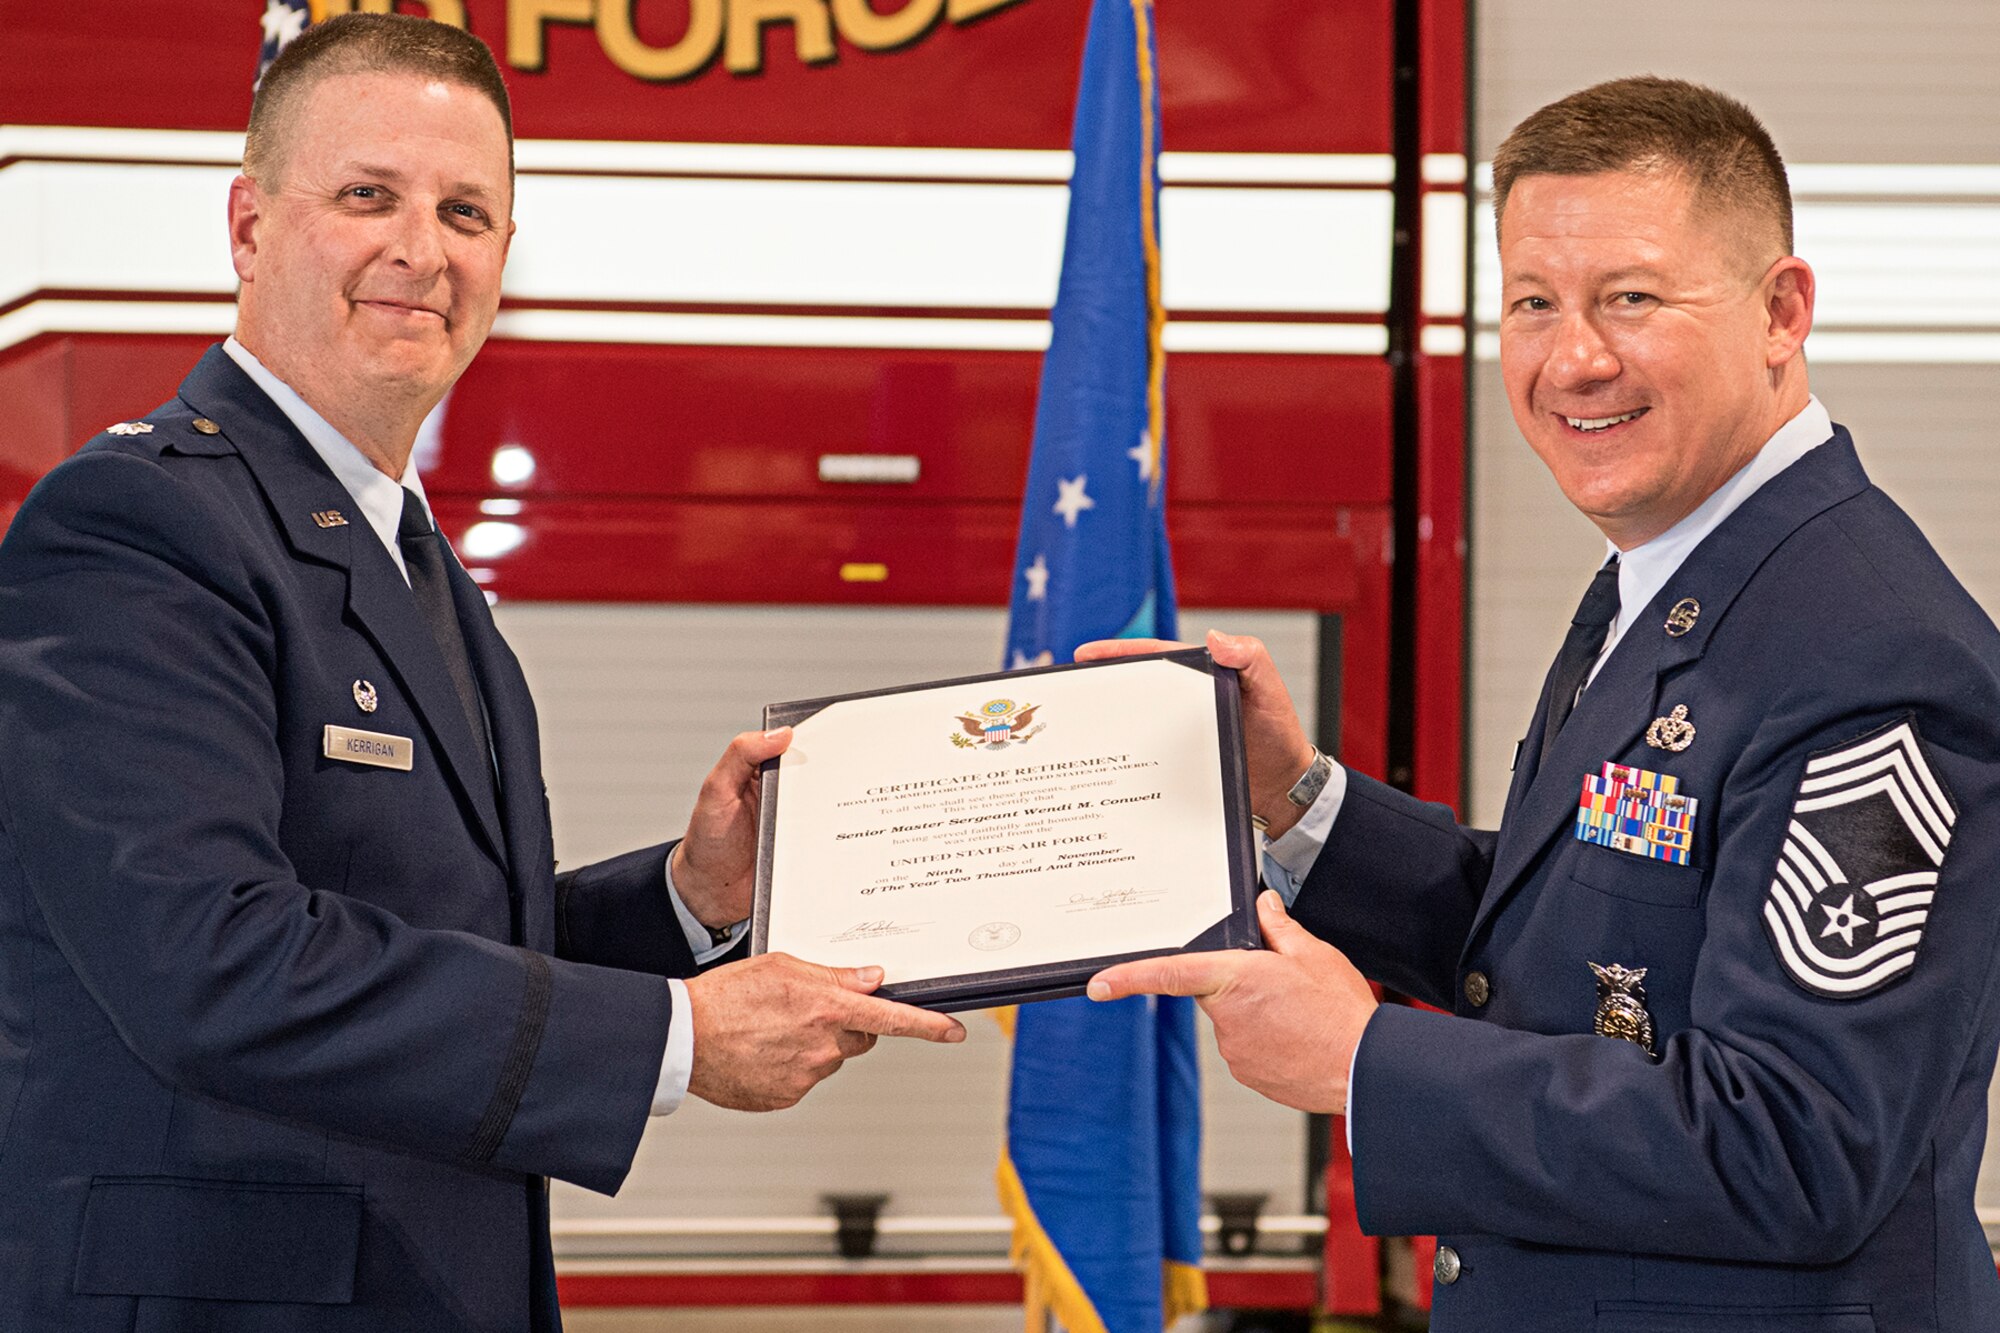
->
[1576,761,1697,865]
[1762,717,1956,999]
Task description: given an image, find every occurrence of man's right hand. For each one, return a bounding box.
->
[1076,629,1318,839]
[683,953,966,1111]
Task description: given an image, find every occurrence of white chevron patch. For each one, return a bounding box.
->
[1763,719,1955,998]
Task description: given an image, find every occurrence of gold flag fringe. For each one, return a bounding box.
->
[995,997,1210,1331]
[999,1154,1109,1333]
[1162,1259,1209,1326]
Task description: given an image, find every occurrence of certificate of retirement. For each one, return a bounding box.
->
[752,649,1260,1010]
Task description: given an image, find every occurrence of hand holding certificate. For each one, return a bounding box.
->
[752,649,1262,1010]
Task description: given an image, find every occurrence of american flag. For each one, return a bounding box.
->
[256,0,314,86]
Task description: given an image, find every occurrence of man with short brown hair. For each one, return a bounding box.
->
[1091,76,2000,1329]
[1491,74,1794,259]
[0,14,961,1330]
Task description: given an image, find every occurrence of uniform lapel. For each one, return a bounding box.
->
[1499,659,1562,826]
[446,551,555,949]
[1473,619,1665,941]
[344,540,508,864]
[174,348,508,868]
[1465,429,1874,951]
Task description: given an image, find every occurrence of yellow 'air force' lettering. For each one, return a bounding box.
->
[508,0,1027,81]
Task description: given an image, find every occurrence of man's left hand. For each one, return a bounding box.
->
[1087,891,1377,1114]
[671,727,791,930]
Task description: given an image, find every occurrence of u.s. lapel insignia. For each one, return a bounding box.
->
[1576,762,1697,865]
[1664,598,1700,637]
[311,510,349,529]
[106,421,153,436]
[1762,717,1955,999]
[191,417,221,435]
[1646,704,1696,752]
[1590,962,1656,1055]
[353,680,379,714]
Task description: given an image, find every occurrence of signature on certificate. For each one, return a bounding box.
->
[1064,887,1165,912]
[829,919,926,944]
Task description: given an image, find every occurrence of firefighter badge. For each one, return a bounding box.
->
[1590,962,1656,1055]
[1762,718,1955,999]
[952,698,1043,750]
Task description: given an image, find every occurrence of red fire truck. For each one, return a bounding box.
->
[0,0,1468,1319]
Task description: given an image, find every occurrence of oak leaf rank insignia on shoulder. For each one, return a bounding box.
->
[1763,717,1956,999]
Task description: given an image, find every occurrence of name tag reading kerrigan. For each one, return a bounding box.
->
[323,725,414,771]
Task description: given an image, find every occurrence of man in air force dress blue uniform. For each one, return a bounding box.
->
[0,16,962,1331]
[1091,78,2000,1331]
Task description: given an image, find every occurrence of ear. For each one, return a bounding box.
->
[227,174,264,284]
[1761,254,1815,369]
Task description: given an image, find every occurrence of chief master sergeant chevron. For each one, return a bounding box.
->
[1089,77,2000,1330]
[0,14,963,1331]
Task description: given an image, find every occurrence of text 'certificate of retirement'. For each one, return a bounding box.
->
[752,650,1261,1011]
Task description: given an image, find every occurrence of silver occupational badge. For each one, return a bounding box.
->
[105,422,153,436]
[1645,704,1696,753]
[353,680,379,714]
[1590,962,1656,1055]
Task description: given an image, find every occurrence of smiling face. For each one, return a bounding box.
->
[229,69,513,466]
[1498,169,1812,548]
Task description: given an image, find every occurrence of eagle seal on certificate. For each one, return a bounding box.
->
[953,697,1044,749]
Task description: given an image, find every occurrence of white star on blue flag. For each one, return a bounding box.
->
[1023,553,1051,601]
[1052,475,1096,529]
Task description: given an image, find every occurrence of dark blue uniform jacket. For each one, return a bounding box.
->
[1301,430,2000,1332]
[0,348,702,1331]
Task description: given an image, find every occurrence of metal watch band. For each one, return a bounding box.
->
[1285,747,1334,808]
[1250,748,1334,834]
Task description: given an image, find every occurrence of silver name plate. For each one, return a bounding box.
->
[323,725,414,771]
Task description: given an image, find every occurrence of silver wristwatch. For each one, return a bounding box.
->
[1286,746,1335,807]
[1252,747,1333,832]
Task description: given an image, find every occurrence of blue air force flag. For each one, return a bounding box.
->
[1000,1,1175,671]
[997,2,1205,1331]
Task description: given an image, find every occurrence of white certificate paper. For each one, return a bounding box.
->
[754,651,1258,1009]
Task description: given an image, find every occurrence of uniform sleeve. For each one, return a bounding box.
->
[0,451,670,1196]
[555,843,747,976]
[555,843,697,975]
[1288,770,1498,1011]
[1345,627,2000,1263]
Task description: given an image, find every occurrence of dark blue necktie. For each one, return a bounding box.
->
[1539,555,1621,770]
[397,488,490,757]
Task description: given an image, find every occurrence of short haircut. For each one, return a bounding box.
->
[244,12,513,184]
[1492,76,1792,261]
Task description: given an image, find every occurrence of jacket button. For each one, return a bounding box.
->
[1464,971,1490,1008]
[1434,1244,1462,1285]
